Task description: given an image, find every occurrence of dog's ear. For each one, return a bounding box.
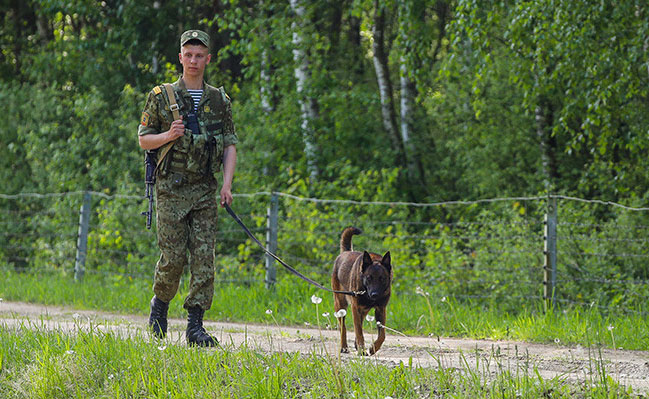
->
[381,251,391,271]
[362,251,372,272]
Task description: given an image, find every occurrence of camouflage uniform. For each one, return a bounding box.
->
[138,77,238,310]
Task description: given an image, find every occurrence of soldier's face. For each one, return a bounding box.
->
[179,45,211,78]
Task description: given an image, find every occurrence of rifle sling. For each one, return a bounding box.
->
[156,83,181,169]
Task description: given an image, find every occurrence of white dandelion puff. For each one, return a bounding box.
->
[365,315,375,322]
[334,309,347,318]
[265,309,273,315]
[311,295,322,304]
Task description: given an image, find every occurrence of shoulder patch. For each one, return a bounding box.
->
[153,86,162,95]
[141,112,150,126]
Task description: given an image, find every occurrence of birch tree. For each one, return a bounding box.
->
[398,1,449,185]
[290,0,320,180]
[372,0,406,169]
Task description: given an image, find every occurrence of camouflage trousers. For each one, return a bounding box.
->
[153,172,218,310]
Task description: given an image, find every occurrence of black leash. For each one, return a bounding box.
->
[224,203,365,297]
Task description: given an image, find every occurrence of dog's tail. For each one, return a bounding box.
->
[340,226,362,253]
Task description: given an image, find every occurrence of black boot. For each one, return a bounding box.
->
[186,305,218,347]
[148,296,169,339]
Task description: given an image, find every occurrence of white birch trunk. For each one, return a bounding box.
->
[260,49,273,113]
[372,1,405,161]
[399,56,413,145]
[290,0,319,180]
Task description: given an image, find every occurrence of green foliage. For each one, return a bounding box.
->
[449,0,649,197]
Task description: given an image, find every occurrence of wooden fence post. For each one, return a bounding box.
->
[265,192,279,288]
[75,191,91,282]
[543,196,558,310]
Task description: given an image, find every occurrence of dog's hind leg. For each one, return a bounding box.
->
[369,306,386,355]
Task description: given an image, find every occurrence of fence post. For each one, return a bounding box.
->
[265,192,279,288]
[75,191,91,282]
[543,196,558,310]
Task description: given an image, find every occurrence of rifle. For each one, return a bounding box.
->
[142,150,157,229]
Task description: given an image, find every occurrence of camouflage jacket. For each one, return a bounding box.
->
[138,77,238,176]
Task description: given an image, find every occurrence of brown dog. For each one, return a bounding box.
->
[331,227,392,355]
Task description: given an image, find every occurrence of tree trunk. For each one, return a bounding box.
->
[290,0,319,180]
[260,49,273,113]
[348,13,363,76]
[372,0,406,167]
[260,0,274,114]
[535,98,558,191]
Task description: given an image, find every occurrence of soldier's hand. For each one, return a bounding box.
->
[166,118,185,141]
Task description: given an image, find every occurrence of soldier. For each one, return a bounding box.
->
[137,29,238,347]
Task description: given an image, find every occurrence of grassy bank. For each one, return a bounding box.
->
[0,325,637,398]
[1,270,647,351]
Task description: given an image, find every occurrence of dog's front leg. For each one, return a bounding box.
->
[337,314,349,353]
[352,305,367,355]
[369,306,386,355]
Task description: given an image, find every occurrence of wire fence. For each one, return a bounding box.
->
[1,191,648,315]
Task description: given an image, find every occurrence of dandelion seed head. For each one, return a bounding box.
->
[311,295,322,304]
[322,312,330,317]
[334,309,347,318]
[607,325,614,332]
[554,338,560,344]
[441,296,447,303]
[265,309,273,315]
[157,345,167,351]
[365,315,375,322]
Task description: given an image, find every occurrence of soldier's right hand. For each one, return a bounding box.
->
[166,117,185,141]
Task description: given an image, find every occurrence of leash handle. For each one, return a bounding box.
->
[224,203,364,297]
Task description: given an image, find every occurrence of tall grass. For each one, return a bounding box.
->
[0,323,638,398]
[1,269,648,351]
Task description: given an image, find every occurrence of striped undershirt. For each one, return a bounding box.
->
[187,89,203,111]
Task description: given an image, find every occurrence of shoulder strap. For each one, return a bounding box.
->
[163,83,181,120]
[156,84,180,169]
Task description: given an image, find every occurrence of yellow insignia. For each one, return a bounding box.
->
[204,105,210,113]
[153,86,162,95]
[141,112,150,126]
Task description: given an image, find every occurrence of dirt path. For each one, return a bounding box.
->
[1,301,648,393]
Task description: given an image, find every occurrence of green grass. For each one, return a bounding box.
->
[0,323,638,398]
[1,269,648,351]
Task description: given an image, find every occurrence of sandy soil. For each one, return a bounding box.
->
[1,300,648,393]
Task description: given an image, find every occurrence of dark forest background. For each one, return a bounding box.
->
[1,0,648,204]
